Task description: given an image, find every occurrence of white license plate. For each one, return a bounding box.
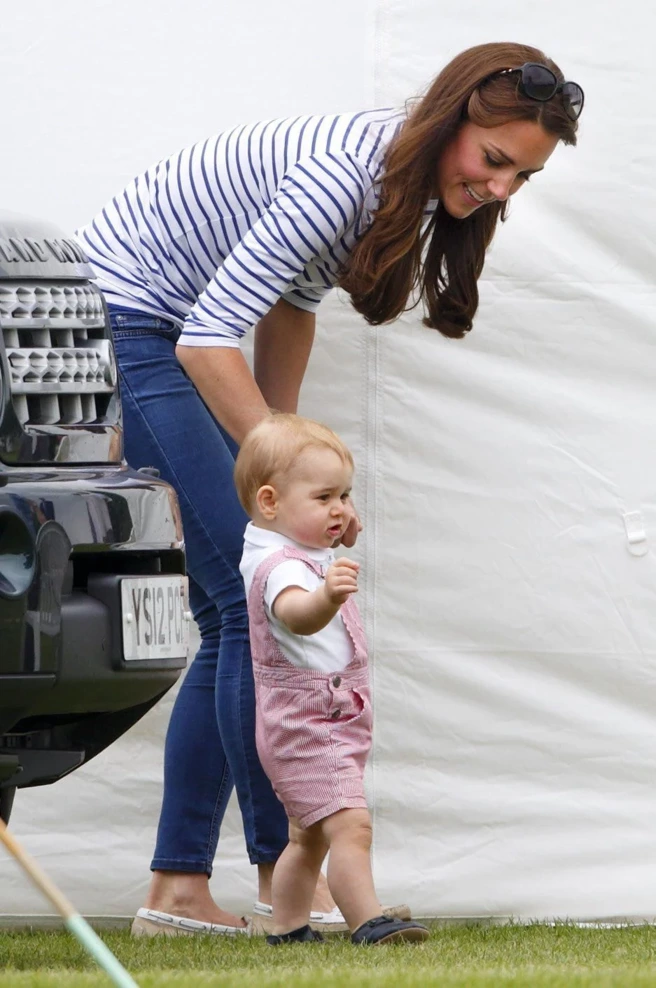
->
[120,576,190,661]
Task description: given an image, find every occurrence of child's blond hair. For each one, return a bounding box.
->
[234,413,353,516]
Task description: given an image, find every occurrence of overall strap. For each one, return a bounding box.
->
[247,545,367,668]
[249,546,324,606]
[339,593,368,663]
[247,547,322,671]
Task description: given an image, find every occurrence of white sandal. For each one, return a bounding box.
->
[131,907,250,937]
[251,899,411,935]
[250,899,348,934]
[254,899,346,923]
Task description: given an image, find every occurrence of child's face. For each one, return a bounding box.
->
[265,447,353,549]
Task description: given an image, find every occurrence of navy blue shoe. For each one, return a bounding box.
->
[351,915,429,944]
[267,923,325,945]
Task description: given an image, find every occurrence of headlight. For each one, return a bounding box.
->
[0,507,35,598]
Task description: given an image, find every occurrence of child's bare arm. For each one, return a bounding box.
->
[272,558,359,636]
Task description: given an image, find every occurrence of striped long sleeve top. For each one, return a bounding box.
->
[76,109,416,347]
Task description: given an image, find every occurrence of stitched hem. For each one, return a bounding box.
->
[244,846,284,865]
[297,796,368,830]
[150,859,211,874]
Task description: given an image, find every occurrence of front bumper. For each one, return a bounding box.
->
[0,465,187,791]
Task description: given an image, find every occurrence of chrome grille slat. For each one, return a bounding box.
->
[0,280,116,427]
[7,345,114,393]
[0,283,104,327]
[8,383,114,395]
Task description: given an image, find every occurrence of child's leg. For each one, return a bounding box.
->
[320,808,380,932]
[271,819,329,934]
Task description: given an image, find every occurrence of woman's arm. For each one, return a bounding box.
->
[176,298,315,444]
[175,345,270,445]
[254,298,315,413]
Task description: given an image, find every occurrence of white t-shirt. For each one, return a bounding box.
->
[239,523,354,673]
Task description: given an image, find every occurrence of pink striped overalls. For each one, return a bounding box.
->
[248,545,373,829]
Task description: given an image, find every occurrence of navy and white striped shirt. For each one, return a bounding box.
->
[76,109,421,347]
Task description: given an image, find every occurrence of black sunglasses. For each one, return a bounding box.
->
[490,62,584,121]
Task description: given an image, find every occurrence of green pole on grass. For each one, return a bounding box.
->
[0,819,139,988]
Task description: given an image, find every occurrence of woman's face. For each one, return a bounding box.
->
[435,119,560,219]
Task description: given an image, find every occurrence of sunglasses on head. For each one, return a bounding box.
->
[489,62,584,121]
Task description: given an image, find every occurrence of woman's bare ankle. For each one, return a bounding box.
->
[256,863,335,914]
[144,870,207,908]
[256,862,276,905]
[311,869,336,913]
[143,870,246,928]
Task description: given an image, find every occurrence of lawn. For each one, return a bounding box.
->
[1,925,656,987]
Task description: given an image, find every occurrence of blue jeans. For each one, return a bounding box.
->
[109,307,288,872]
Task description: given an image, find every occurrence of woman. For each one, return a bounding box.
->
[76,41,582,935]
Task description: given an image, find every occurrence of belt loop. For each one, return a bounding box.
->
[623,510,648,557]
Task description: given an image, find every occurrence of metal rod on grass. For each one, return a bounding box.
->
[0,818,139,988]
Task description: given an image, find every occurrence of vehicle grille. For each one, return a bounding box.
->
[0,281,117,426]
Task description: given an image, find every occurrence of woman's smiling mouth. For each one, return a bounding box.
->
[464,182,487,204]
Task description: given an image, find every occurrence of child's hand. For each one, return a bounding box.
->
[324,558,360,606]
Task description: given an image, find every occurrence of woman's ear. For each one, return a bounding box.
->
[256,485,279,520]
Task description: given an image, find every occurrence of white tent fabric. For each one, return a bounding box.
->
[2,0,656,921]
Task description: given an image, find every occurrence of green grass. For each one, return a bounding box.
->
[1,925,656,987]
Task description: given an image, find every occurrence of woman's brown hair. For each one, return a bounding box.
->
[339,42,579,339]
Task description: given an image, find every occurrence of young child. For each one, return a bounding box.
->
[235,413,428,946]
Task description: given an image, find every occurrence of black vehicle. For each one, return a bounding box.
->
[0,211,188,824]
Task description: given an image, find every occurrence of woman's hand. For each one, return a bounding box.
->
[336,501,363,548]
